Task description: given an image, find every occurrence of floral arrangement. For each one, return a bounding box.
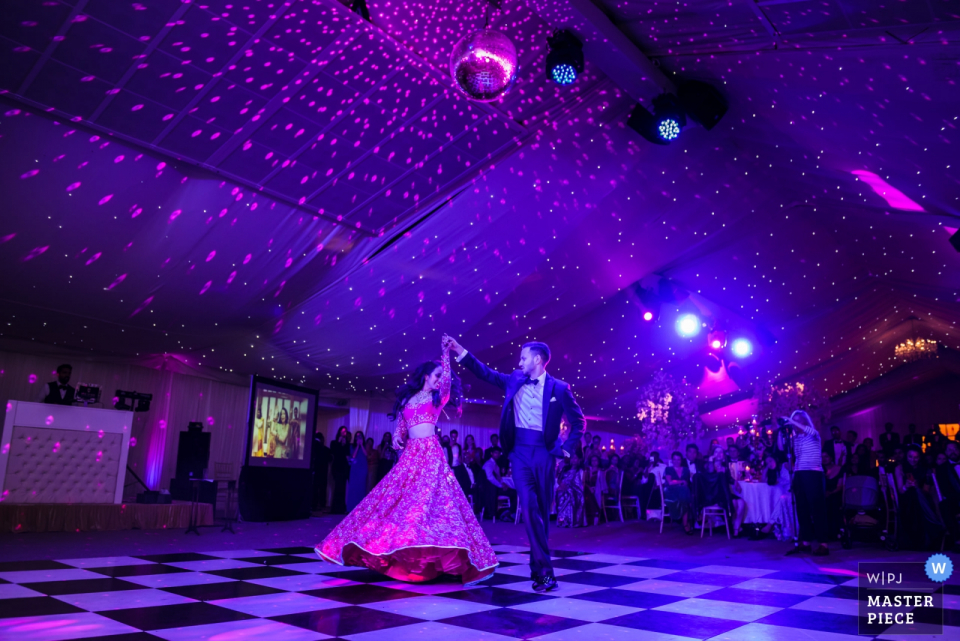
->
[754,379,831,426]
[636,371,702,449]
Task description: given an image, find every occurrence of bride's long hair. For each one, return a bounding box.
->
[388,360,462,420]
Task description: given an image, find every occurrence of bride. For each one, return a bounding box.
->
[316,339,498,584]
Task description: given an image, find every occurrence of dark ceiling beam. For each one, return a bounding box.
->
[16,0,89,96]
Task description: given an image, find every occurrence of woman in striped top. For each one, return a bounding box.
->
[783,410,830,557]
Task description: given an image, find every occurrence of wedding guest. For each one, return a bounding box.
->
[330,427,351,514]
[902,423,923,448]
[463,434,478,461]
[934,442,960,549]
[726,447,747,537]
[484,434,500,461]
[784,411,830,557]
[924,426,947,454]
[366,437,380,492]
[823,450,844,539]
[311,433,330,511]
[824,426,849,470]
[584,454,604,525]
[38,363,75,405]
[879,423,901,458]
[750,455,793,540]
[376,433,397,482]
[895,445,945,550]
[346,431,369,512]
[686,444,707,475]
[556,453,585,528]
[605,453,622,500]
[481,448,516,518]
[664,452,694,535]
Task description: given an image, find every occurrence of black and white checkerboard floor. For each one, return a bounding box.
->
[1,544,957,641]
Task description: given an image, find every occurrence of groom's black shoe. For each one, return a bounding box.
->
[532,574,559,593]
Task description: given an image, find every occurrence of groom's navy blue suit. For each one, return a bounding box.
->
[457,351,585,578]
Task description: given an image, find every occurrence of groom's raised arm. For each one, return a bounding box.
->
[458,351,510,391]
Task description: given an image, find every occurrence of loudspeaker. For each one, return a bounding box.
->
[175,423,211,480]
[238,466,313,521]
[950,229,960,253]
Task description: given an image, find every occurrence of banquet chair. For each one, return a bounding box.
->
[603,471,625,523]
[656,474,679,534]
[620,476,642,521]
[692,472,732,539]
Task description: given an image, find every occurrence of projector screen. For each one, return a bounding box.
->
[246,376,318,469]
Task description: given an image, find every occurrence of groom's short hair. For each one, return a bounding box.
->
[522,341,551,365]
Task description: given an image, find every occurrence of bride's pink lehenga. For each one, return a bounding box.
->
[316,350,498,584]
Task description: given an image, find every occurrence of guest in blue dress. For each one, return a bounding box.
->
[347,431,369,513]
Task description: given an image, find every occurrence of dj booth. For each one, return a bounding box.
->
[0,401,211,532]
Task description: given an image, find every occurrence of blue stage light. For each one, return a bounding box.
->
[676,314,701,337]
[732,338,753,358]
[657,117,681,141]
[551,63,577,85]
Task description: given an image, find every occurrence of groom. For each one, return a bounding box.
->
[442,335,585,592]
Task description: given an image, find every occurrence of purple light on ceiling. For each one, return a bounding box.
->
[851,170,924,212]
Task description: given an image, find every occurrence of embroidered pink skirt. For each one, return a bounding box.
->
[316,435,498,584]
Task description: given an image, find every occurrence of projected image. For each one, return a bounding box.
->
[250,388,309,463]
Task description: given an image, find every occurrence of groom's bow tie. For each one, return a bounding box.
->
[523,377,539,386]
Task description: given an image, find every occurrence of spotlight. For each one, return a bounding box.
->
[545,30,584,86]
[643,311,654,322]
[707,329,726,351]
[676,314,701,338]
[632,283,661,322]
[627,94,686,145]
[731,338,753,358]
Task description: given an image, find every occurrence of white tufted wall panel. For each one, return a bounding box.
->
[3,426,123,503]
[1,402,132,504]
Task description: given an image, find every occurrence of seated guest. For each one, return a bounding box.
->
[556,453,585,528]
[851,444,876,476]
[823,450,844,539]
[605,453,622,500]
[935,441,960,550]
[480,448,516,518]
[924,426,947,455]
[735,435,751,461]
[663,451,694,535]
[879,422,901,458]
[38,363,75,405]
[685,443,707,475]
[895,445,944,550]
[724,449,747,537]
[584,454,604,524]
[902,423,923,448]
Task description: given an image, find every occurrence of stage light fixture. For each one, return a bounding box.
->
[632,283,661,322]
[676,314,701,338]
[351,0,371,22]
[707,328,726,351]
[627,94,687,145]
[677,80,728,131]
[545,30,584,86]
[731,338,753,358]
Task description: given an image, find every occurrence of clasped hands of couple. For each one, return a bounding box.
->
[441,334,465,357]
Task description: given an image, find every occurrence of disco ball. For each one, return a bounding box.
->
[449,29,517,102]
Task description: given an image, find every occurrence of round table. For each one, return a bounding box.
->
[738,481,780,524]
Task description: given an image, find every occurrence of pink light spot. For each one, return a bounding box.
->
[20,169,39,179]
[1,233,15,244]
[28,374,37,384]
[130,295,154,317]
[66,181,81,192]
[243,254,252,264]
[129,437,137,447]
[199,281,212,295]
[98,430,104,439]
[114,155,124,163]
[226,271,237,284]
[852,171,924,211]
[206,250,216,262]
[131,104,143,111]
[191,129,202,137]
[207,416,215,426]
[45,416,54,425]
[106,274,127,290]
[23,246,48,261]
[85,252,102,265]
[169,209,182,222]
[99,194,113,205]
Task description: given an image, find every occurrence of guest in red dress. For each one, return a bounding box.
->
[317,342,498,584]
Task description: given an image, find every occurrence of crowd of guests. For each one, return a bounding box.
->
[309,421,960,551]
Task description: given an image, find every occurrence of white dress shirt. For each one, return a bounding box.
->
[482,457,503,488]
[514,371,547,431]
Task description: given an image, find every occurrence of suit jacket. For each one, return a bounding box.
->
[934,462,960,503]
[458,352,585,458]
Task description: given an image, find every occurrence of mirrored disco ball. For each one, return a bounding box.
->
[449,29,517,102]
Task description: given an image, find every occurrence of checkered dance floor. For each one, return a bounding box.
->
[1,545,957,640]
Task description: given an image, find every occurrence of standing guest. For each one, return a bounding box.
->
[450,429,460,449]
[823,450,844,539]
[664,452,694,535]
[556,453,585,528]
[366,437,380,493]
[330,427,351,514]
[824,426,849,470]
[38,364,75,405]
[450,441,472,498]
[376,433,398,482]
[735,435,751,461]
[726,447,747,537]
[902,423,923,448]
[924,426,947,454]
[463,434,478,461]
[346,431,368,512]
[934,442,960,550]
[879,423,901,459]
[785,411,830,557]
[584,455,604,525]
[311,433,331,511]
[484,434,500,462]
[844,430,859,455]
[896,445,944,550]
